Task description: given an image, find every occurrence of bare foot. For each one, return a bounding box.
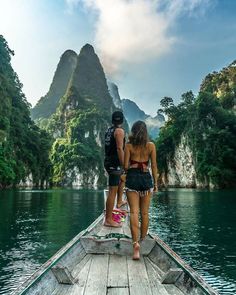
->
[103,220,122,228]
[117,200,127,208]
[132,242,140,260]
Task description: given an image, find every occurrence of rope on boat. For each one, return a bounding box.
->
[92,233,131,240]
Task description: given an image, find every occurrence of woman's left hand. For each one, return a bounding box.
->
[153,185,158,192]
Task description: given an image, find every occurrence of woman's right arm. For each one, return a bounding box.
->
[150,143,158,191]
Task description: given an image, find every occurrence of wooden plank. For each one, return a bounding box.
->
[97,224,112,236]
[83,254,109,295]
[110,225,124,235]
[52,265,75,284]
[59,242,86,273]
[80,237,154,256]
[107,287,129,295]
[144,257,169,295]
[161,268,183,284]
[108,255,128,287]
[53,257,92,295]
[71,254,92,278]
[127,256,152,295]
[163,284,185,295]
[148,243,176,273]
[76,256,92,288]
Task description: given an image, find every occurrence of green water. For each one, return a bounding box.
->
[0,189,235,294]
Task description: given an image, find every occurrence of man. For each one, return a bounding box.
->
[104,111,126,227]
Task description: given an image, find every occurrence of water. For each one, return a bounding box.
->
[149,189,236,294]
[0,189,235,294]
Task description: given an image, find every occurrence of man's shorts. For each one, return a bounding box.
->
[105,166,122,186]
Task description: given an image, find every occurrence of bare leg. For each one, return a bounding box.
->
[104,186,121,227]
[127,191,140,260]
[140,192,152,240]
[117,180,127,208]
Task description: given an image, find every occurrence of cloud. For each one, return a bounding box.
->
[68,0,213,75]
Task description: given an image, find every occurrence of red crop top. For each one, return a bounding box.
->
[130,159,149,171]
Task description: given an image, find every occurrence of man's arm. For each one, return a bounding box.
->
[114,128,125,167]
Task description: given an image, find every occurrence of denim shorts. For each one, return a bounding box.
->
[125,168,153,193]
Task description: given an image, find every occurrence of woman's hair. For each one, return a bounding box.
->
[129,120,149,146]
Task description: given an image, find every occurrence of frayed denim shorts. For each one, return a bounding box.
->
[125,168,153,196]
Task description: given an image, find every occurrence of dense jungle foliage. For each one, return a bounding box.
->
[156,72,236,188]
[0,35,52,188]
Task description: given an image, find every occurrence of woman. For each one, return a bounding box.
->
[124,121,158,260]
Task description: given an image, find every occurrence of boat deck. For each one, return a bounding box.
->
[52,217,185,295]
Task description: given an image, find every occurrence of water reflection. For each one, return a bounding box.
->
[0,189,104,294]
[149,189,236,294]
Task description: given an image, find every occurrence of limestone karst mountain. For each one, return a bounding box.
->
[31,50,77,120]
[33,44,124,187]
[67,44,114,112]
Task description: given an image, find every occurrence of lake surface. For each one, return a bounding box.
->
[0,189,235,294]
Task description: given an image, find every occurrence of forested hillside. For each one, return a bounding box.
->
[0,35,51,188]
[156,62,236,188]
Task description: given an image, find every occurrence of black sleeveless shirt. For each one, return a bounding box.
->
[104,126,125,168]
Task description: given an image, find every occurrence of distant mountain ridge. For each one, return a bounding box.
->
[107,81,122,109]
[107,83,164,139]
[121,98,165,139]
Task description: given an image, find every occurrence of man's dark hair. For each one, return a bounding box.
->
[112,111,124,126]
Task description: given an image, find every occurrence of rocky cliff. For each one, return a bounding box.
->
[165,135,197,187]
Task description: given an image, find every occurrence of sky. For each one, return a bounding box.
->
[1,0,236,116]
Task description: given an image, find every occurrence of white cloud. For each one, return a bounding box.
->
[65,0,213,75]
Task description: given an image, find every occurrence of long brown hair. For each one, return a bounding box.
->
[129,121,148,147]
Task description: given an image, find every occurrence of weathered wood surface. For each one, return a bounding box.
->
[127,256,152,295]
[108,255,128,288]
[122,222,131,238]
[161,268,183,284]
[80,236,155,256]
[51,266,75,285]
[52,257,92,295]
[107,287,129,295]
[83,254,109,295]
[144,257,170,295]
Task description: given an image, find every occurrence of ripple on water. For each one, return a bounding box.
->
[149,190,236,295]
